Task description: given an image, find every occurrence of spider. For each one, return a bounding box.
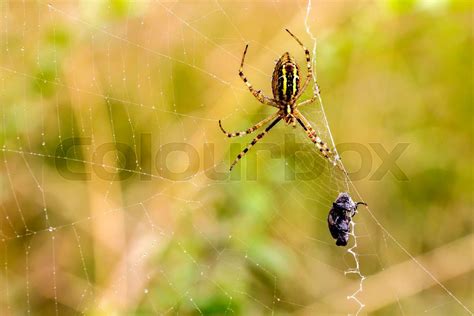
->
[327,192,367,246]
[219,29,340,171]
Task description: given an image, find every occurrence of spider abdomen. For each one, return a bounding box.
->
[272,52,300,103]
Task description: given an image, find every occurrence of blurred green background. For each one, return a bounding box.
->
[0,0,472,315]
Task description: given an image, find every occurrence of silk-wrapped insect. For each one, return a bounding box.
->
[327,192,367,246]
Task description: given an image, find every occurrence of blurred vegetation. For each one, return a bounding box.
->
[0,0,472,315]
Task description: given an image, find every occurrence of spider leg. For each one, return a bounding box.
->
[297,99,312,107]
[285,29,321,106]
[296,82,321,107]
[285,29,310,69]
[229,116,282,171]
[297,98,315,107]
[219,112,279,138]
[297,79,322,107]
[239,44,278,108]
[293,110,336,164]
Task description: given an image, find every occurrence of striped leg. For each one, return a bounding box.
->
[297,98,314,107]
[285,29,318,103]
[239,44,278,108]
[296,111,346,173]
[294,110,334,162]
[297,82,321,107]
[229,116,282,171]
[219,113,278,138]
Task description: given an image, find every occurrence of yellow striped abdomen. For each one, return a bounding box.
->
[272,52,300,103]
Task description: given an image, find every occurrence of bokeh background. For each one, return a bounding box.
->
[0,0,472,315]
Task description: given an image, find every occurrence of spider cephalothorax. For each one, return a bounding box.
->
[327,192,367,246]
[219,29,340,171]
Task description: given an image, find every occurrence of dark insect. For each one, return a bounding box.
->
[327,192,367,246]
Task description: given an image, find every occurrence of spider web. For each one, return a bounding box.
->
[0,1,472,315]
